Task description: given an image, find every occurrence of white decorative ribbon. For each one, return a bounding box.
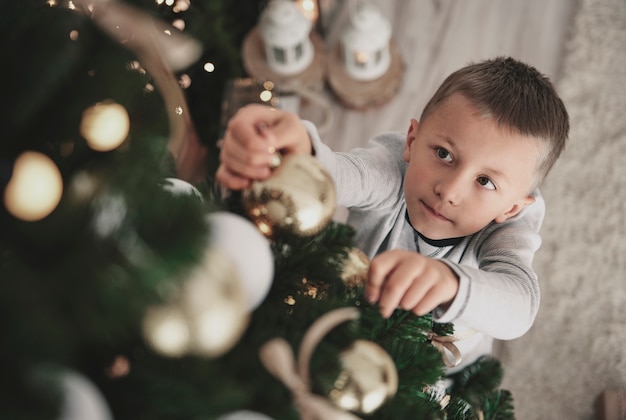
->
[428,332,463,368]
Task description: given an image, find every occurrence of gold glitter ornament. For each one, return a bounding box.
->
[341,247,370,289]
[141,247,250,358]
[242,154,336,237]
[329,339,398,414]
[182,247,250,358]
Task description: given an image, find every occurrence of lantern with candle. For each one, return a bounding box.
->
[240,0,330,133]
[326,1,404,110]
[259,0,315,76]
[340,2,391,81]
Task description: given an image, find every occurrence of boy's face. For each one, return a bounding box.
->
[403,94,539,240]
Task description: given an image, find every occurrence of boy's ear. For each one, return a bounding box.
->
[494,195,536,223]
[403,119,420,162]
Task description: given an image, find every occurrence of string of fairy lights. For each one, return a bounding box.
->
[4,0,215,222]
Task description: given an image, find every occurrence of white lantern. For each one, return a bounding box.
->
[259,0,315,76]
[340,3,391,81]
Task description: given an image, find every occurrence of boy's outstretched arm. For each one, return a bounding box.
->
[216,104,312,190]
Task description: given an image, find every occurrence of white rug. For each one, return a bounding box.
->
[497,0,626,418]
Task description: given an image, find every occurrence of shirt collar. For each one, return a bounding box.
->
[405,210,464,248]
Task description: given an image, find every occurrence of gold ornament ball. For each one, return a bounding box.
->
[242,154,336,237]
[4,151,63,221]
[329,339,398,414]
[142,305,191,358]
[341,247,370,289]
[182,247,250,358]
[80,100,130,151]
[141,247,250,359]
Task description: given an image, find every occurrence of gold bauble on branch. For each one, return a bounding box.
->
[183,247,250,358]
[328,339,398,414]
[341,247,370,289]
[141,247,250,358]
[242,154,336,237]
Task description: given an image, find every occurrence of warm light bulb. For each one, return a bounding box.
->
[355,50,370,64]
[80,100,130,151]
[259,90,273,102]
[4,151,63,221]
[297,0,318,22]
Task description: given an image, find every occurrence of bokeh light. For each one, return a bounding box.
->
[79,100,130,151]
[4,151,63,221]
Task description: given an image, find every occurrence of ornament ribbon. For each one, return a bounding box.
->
[428,332,463,368]
[259,308,363,420]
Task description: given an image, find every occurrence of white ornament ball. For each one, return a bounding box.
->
[217,410,274,420]
[162,177,204,202]
[58,369,113,420]
[206,212,274,310]
[4,151,63,221]
[80,100,130,152]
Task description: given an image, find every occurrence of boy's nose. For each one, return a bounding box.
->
[434,173,465,206]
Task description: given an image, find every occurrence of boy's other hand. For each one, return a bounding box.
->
[216,104,312,190]
[366,250,459,318]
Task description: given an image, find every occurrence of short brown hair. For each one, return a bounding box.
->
[420,56,569,188]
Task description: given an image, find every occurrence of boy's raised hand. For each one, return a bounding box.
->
[216,104,312,190]
[366,250,460,318]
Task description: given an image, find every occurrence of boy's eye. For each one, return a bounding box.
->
[477,176,496,190]
[435,147,453,162]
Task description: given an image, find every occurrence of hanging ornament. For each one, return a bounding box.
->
[3,151,63,221]
[328,339,398,414]
[206,211,274,310]
[340,247,370,289]
[183,248,250,357]
[30,366,113,420]
[260,307,397,419]
[142,247,250,358]
[162,177,204,202]
[57,369,113,420]
[242,154,336,238]
[216,410,275,420]
[142,305,191,358]
[79,100,130,152]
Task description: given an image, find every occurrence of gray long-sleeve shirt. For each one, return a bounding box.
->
[305,121,543,372]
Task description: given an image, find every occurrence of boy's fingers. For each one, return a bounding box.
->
[215,166,253,190]
[412,287,446,317]
[220,145,272,180]
[366,254,393,303]
[399,279,431,312]
[368,253,412,318]
[376,263,418,318]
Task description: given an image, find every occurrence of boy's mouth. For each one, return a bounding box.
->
[421,200,451,222]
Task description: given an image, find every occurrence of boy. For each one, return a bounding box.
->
[216,57,569,371]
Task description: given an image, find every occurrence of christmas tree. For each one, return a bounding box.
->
[1,1,514,419]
